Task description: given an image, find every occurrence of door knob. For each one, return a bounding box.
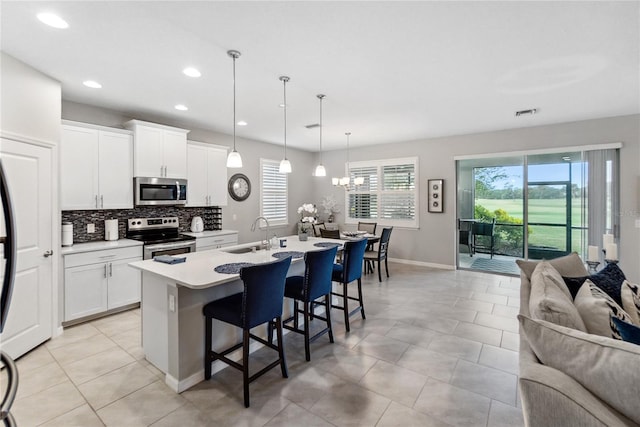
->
[43,250,54,258]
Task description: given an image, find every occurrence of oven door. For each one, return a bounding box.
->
[143,241,196,260]
[135,177,187,206]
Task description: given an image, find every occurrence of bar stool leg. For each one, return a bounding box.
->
[204,317,212,380]
[275,317,288,378]
[343,282,350,332]
[325,294,334,343]
[358,278,366,319]
[303,301,311,361]
[242,329,250,408]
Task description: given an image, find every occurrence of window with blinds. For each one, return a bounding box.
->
[346,158,418,228]
[260,159,288,226]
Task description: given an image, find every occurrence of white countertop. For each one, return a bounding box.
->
[61,238,143,255]
[181,230,238,238]
[128,236,344,290]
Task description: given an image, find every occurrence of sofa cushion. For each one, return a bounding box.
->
[529,261,587,332]
[562,263,627,305]
[620,280,640,326]
[516,252,588,281]
[573,280,632,340]
[518,314,640,425]
[611,317,640,346]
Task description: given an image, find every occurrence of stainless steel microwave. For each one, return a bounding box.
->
[134,177,187,206]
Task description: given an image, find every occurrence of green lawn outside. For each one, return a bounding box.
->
[475,198,586,253]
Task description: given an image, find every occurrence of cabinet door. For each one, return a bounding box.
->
[99,131,133,209]
[163,130,187,179]
[64,263,108,321]
[134,125,164,177]
[107,258,141,309]
[60,125,99,209]
[186,144,208,207]
[207,147,228,206]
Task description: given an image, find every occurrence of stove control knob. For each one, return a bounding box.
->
[163,220,167,223]
[172,219,177,223]
[131,221,135,226]
[137,221,141,225]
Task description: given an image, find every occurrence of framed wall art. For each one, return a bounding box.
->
[428,179,444,213]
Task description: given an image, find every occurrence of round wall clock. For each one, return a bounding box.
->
[228,173,251,202]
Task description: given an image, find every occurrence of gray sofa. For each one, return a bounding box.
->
[518,255,639,427]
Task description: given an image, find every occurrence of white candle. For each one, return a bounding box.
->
[605,243,618,261]
[587,245,599,262]
[603,234,614,247]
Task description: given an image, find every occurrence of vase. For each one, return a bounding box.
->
[328,214,334,223]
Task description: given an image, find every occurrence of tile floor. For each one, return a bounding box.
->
[6,263,524,426]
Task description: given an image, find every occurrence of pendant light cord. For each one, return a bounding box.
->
[232,54,236,151]
[283,78,288,158]
[319,95,323,164]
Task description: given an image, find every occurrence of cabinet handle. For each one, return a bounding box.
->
[43,250,54,258]
[95,195,98,208]
[100,195,104,209]
[109,263,113,277]
[207,195,210,205]
[104,264,107,278]
[164,165,167,177]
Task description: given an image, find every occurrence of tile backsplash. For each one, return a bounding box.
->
[62,206,222,244]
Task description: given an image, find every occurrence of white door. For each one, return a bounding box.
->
[99,131,133,209]
[0,138,53,359]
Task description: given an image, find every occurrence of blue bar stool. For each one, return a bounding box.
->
[280,246,338,361]
[203,256,291,408]
[331,238,368,332]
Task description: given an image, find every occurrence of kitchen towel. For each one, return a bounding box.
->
[154,255,186,264]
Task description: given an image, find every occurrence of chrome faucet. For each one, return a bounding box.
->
[251,216,270,250]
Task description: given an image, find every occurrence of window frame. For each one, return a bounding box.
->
[344,157,419,229]
[260,158,288,227]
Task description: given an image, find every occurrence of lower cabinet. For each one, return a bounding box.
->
[195,233,238,251]
[64,246,142,323]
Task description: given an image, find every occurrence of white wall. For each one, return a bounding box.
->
[62,101,317,243]
[316,115,640,279]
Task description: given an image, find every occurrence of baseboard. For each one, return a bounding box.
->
[388,257,455,270]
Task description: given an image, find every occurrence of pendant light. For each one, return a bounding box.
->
[278,76,292,173]
[314,94,327,177]
[333,132,364,189]
[226,50,242,168]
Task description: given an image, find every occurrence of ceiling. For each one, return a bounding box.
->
[2,1,638,151]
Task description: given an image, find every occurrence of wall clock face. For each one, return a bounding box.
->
[228,173,251,202]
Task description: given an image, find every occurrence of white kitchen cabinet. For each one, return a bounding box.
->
[196,233,238,251]
[63,245,142,323]
[61,122,133,210]
[186,141,228,207]
[125,120,189,179]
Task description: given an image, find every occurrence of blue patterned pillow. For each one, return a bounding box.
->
[562,263,626,304]
[611,316,640,345]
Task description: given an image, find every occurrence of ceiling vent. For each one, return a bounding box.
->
[515,108,538,117]
[305,123,320,129]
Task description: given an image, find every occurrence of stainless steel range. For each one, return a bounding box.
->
[126,217,196,260]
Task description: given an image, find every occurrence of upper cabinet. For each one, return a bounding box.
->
[187,141,228,207]
[61,121,133,210]
[124,120,189,179]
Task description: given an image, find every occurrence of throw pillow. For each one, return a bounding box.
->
[620,280,640,326]
[562,263,626,305]
[573,280,633,339]
[529,261,586,332]
[518,314,640,425]
[611,316,640,345]
[516,252,588,281]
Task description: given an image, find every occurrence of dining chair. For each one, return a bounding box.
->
[320,228,341,239]
[278,246,338,361]
[363,227,393,282]
[331,238,368,332]
[202,256,291,408]
[357,221,377,235]
[312,222,326,237]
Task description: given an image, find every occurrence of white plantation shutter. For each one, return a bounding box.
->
[261,159,288,225]
[346,158,418,228]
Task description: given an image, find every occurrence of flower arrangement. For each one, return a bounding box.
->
[321,195,340,222]
[297,203,318,224]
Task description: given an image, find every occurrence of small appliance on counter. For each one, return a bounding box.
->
[190,216,204,233]
[62,222,73,246]
[105,219,119,241]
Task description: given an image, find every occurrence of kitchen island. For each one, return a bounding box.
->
[128,236,344,392]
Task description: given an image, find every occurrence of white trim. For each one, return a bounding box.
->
[453,142,623,161]
[187,139,228,151]
[388,257,455,270]
[123,119,189,134]
[0,130,57,148]
[62,120,132,135]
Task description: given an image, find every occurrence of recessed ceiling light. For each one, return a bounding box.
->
[174,104,188,111]
[83,80,102,89]
[237,120,248,126]
[37,12,69,29]
[183,67,201,78]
